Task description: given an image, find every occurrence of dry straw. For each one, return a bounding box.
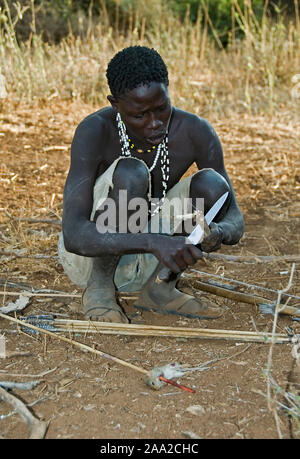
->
[0,0,299,114]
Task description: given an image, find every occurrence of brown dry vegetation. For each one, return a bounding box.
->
[0,0,300,440]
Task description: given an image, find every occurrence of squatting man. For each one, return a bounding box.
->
[59,46,244,323]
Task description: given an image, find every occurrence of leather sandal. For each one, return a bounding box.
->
[82,287,129,323]
[134,288,223,320]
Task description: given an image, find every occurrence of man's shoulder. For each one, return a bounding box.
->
[172,107,215,140]
[75,106,115,136]
[172,107,211,131]
[71,107,116,160]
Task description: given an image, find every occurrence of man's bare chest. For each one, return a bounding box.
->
[97,136,195,196]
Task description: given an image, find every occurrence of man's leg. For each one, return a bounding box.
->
[189,168,230,218]
[134,169,230,319]
[82,158,150,322]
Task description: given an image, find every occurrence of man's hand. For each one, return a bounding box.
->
[200,222,224,253]
[152,235,203,273]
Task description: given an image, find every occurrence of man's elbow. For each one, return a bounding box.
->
[63,232,77,254]
[223,216,245,246]
[229,232,243,245]
[62,228,85,255]
[231,217,245,245]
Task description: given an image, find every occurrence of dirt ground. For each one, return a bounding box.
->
[0,101,299,439]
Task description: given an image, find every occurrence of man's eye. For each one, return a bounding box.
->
[135,113,145,119]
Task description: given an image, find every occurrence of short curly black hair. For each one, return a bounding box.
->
[106,46,169,98]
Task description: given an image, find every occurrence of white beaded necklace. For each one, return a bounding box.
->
[116,112,170,216]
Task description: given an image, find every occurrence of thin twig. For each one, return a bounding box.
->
[181,278,300,316]
[202,253,300,263]
[0,251,57,260]
[3,351,33,358]
[0,395,49,421]
[186,269,300,301]
[3,209,61,225]
[0,280,77,294]
[265,264,296,437]
[42,145,68,152]
[0,291,80,298]
[0,290,137,300]
[0,367,58,378]
[0,386,48,439]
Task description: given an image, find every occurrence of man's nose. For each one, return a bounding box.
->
[148,113,162,130]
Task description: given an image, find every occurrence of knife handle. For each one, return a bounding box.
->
[156,267,180,283]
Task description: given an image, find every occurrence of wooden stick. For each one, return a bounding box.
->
[0,252,57,260]
[202,253,300,263]
[7,218,61,225]
[2,209,61,225]
[0,312,147,375]
[43,145,68,152]
[17,218,61,225]
[0,386,48,439]
[0,279,34,290]
[0,291,138,301]
[185,279,300,316]
[0,291,81,298]
[19,316,291,344]
[186,270,300,300]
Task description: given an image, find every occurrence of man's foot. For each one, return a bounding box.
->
[82,286,129,323]
[81,254,129,323]
[134,279,223,319]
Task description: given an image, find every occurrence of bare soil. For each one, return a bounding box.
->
[0,101,299,439]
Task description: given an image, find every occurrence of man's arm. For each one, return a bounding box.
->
[62,116,155,257]
[191,117,244,250]
[62,116,203,273]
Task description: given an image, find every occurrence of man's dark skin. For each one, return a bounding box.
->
[63,82,244,269]
[62,82,244,322]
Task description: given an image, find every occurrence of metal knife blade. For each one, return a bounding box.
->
[157,191,229,282]
[187,192,228,245]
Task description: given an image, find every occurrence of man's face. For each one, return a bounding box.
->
[111,82,172,147]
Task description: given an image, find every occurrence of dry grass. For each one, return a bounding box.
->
[0,0,299,116]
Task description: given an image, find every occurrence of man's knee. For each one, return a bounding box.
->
[112,158,149,196]
[190,168,230,214]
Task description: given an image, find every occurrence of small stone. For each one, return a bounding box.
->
[186,404,206,416]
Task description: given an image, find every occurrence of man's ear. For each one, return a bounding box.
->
[107,95,119,111]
